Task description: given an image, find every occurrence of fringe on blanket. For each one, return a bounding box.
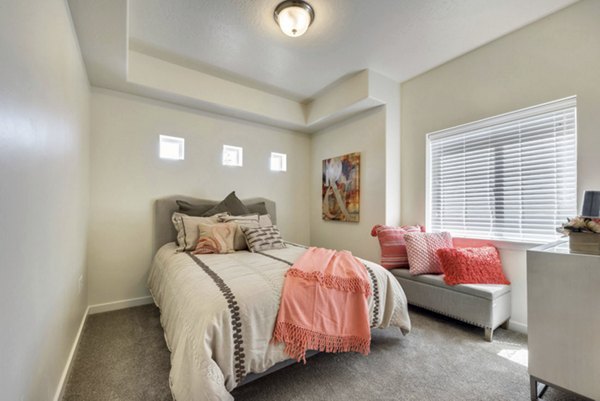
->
[273,321,371,363]
[286,268,372,297]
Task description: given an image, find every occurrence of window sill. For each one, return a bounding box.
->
[451,236,563,251]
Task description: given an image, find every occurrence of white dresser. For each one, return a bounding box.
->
[527,240,600,400]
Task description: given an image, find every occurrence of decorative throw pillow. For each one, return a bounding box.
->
[176,199,217,216]
[246,201,269,216]
[171,212,227,251]
[436,246,510,286]
[219,214,275,250]
[202,191,250,217]
[370,224,425,269]
[404,232,453,275]
[241,225,286,252]
[219,214,260,250]
[258,214,273,227]
[193,222,237,254]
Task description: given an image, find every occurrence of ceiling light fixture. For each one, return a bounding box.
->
[274,0,315,38]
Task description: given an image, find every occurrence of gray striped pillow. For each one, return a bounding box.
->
[240,225,286,252]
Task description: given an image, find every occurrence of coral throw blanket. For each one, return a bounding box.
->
[272,247,372,362]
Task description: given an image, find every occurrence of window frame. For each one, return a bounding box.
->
[270,152,287,172]
[426,96,577,246]
[222,145,243,167]
[159,135,185,160]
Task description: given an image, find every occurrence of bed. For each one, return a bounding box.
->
[148,195,411,401]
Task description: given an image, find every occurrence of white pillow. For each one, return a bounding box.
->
[259,214,273,227]
[219,214,274,250]
[172,212,228,251]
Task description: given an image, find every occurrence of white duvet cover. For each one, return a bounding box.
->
[148,243,411,401]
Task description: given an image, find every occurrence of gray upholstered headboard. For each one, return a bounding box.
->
[153,195,277,253]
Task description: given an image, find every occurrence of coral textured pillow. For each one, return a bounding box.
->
[370,224,425,269]
[404,232,453,275]
[436,246,510,286]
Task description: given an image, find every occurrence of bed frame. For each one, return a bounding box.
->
[153,195,315,386]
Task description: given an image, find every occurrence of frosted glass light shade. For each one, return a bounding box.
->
[274,1,314,37]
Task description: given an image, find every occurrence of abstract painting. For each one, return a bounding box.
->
[322,152,360,222]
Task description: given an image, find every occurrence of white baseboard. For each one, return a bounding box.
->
[53,306,89,401]
[508,320,528,334]
[52,296,155,400]
[88,296,154,315]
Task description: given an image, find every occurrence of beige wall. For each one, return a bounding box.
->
[369,72,402,227]
[88,89,311,305]
[400,0,600,331]
[0,0,90,400]
[310,107,387,262]
[309,72,401,264]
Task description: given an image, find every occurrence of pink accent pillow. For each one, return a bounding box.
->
[404,232,453,275]
[370,224,425,269]
[192,222,237,254]
[436,246,510,286]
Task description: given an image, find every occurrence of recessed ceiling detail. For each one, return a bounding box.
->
[67,0,578,129]
[126,0,577,100]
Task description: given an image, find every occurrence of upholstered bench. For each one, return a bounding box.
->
[391,269,511,341]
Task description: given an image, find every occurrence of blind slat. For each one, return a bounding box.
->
[427,97,577,243]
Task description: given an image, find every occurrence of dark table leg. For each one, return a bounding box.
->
[531,376,549,400]
[531,376,538,400]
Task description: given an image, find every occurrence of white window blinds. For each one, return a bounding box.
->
[427,96,577,243]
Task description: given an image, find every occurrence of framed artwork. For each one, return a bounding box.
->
[322,152,360,222]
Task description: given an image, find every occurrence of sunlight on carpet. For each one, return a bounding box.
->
[498,348,528,367]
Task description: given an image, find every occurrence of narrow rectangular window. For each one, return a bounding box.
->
[427,96,577,243]
[270,152,287,172]
[159,135,185,160]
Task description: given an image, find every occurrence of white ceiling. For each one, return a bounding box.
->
[128,0,578,101]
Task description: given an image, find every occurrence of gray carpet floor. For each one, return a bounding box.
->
[63,304,586,401]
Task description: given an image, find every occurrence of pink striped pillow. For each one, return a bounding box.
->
[371,224,425,269]
[404,232,453,275]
